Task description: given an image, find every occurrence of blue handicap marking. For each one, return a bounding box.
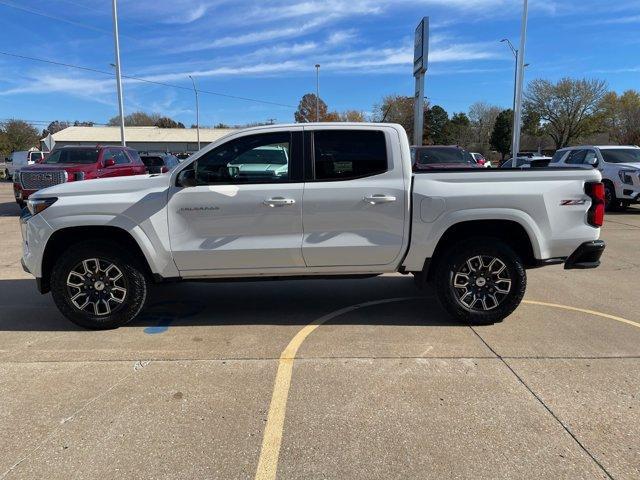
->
[142,301,206,335]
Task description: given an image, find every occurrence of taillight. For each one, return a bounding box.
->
[585,181,604,227]
[161,166,169,173]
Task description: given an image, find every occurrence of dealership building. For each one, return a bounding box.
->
[40,126,236,153]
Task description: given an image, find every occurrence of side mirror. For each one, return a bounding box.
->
[585,157,599,168]
[177,168,197,187]
[104,158,116,167]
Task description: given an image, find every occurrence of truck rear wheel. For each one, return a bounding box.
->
[50,241,149,329]
[434,238,526,325]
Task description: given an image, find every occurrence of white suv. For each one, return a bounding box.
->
[550,145,640,210]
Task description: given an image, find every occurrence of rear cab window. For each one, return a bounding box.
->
[550,150,568,163]
[313,130,387,181]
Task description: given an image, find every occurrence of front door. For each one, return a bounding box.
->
[167,129,305,274]
[301,128,408,268]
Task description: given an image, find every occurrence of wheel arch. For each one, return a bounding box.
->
[424,219,537,282]
[40,225,154,294]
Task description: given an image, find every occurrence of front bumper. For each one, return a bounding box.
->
[564,240,605,270]
[13,183,36,203]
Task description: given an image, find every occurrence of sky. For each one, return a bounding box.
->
[0,0,639,129]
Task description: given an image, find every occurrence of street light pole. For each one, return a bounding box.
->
[111,0,126,146]
[501,39,518,150]
[511,0,529,160]
[188,75,201,151]
[315,64,320,122]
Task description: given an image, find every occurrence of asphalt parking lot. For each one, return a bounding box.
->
[0,181,639,480]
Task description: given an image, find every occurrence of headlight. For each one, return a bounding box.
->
[27,197,57,216]
[618,170,636,185]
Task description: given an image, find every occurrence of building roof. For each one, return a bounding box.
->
[44,126,236,143]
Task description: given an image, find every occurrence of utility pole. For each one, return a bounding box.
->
[111,0,126,146]
[315,64,320,122]
[511,0,529,160]
[188,75,201,150]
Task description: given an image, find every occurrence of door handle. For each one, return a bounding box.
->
[263,197,296,207]
[363,194,397,205]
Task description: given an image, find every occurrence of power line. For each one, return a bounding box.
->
[0,0,115,36]
[0,51,296,108]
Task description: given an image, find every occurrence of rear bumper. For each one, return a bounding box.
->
[564,240,605,270]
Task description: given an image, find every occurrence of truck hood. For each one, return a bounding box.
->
[20,163,94,173]
[31,173,171,199]
[611,162,640,170]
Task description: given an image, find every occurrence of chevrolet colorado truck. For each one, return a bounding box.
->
[20,123,606,329]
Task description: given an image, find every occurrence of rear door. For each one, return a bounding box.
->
[167,128,305,273]
[301,127,408,268]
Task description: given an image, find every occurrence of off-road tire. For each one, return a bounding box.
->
[604,180,624,212]
[50,241,149,329]
[433,237,526,325]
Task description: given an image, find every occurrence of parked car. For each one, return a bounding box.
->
[470,152,492,168]
[501,156,553,169]
[411,145,481,170]
[549,145,640,211]
[5,150,44,180]
[19,123,605,330]
[139,153,180,174]
[13,145,146,207]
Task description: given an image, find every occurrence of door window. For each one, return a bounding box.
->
[193,132,291,185]
[313,130,387,181]
[103,149,130,164]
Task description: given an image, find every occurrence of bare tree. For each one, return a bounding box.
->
[523,78,608,149]
[468,102,501,154]
[108,111,162,127]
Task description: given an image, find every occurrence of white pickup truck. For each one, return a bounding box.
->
[20,123,606,329]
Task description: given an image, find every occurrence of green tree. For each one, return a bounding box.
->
[294,93,328,122]
[0,119,40,156]
[447,112,471,146]
[426,105,450,144]
[523,77,608,149]
[600,90,640,145]
[490,109,513,161]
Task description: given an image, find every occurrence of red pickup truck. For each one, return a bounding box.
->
[13,145,146,207]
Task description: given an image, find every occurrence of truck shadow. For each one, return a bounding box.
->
[0,201,20,217]
[0,276,461,331]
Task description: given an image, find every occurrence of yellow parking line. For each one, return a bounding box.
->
[256,297,639,480]
[254,297,418,480]
[523,300,640,329]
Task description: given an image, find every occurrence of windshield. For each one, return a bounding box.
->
[600,149,640,164]
[44,149,100,164]
[140,156,165,167]
[230,145,288,165]
[415,147,472,164]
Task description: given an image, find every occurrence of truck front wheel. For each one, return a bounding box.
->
[50,241,149,329]
[434,238,526,325]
